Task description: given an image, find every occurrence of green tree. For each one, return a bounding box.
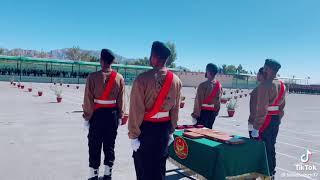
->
[176,66,190,72]
[66,46,81,60]
[0,48,4,55]
[89,56,99,62]
[165,42,177,68]
[237,64,243,73]
[79,51,92,61]
[225,65,237,74]
[222,64,227,74]
[132,57,149,66]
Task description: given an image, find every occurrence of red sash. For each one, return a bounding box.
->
[144,71,174,122]
[201,81,222,111]
[259,81,285,137]
[94,71,117,109]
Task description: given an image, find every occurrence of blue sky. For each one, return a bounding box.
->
[1,0,319,83]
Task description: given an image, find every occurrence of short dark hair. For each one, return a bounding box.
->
[206,63,218,76]
[258,67,264,75]
[151,41,171,62]
[101,49,115,64]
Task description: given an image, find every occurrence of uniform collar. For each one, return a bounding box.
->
[100,68,112,73]
[265,79,273,84]
[207,79,216,83]
[153,66,167,70]
[153,67,168,73]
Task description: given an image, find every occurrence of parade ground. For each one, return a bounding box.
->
[0,81,319,180]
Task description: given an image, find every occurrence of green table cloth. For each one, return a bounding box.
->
[169,130,270,180]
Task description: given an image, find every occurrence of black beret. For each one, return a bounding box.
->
[151,41,171,60]
[265,59,281,72]
[101,49,115,63]
[206,63,218,74]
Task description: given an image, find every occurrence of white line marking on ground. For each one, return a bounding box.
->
[277,133,320,146]
[276,141,320,154]
[276,152,320,166]
[276,167,315,180]
[280,129,320,138]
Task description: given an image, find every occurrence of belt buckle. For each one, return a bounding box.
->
[156,113,160,119]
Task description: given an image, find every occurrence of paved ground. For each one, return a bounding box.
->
[0,81,319,180]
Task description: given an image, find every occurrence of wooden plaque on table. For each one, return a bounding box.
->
[183,128,244,144]
[183,132,205,139]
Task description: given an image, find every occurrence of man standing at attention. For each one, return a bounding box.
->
[191,63,222,129]
[83,49,126,180]
[128,41,182,180]
[248,67,266,138]
[251,59,286,179]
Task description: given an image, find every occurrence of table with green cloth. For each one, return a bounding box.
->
[168,130,270,180]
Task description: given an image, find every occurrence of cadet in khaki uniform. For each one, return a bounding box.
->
[251,59,286,178]
[191,63,222,129]
[248,67,266,138]
[128,41,182,180]
[83,49,126,180]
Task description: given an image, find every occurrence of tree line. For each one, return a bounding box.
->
[1,43,252,75]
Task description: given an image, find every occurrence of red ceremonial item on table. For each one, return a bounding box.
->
[259,81,285,139]
[201,81,221,111]
[144,71,174,122]
[195,124,204,128]
[184,125,194,129]
[176,125,185,130]
[183,132,205,139]
[94,71,117,110]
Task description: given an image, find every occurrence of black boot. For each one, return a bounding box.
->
[88,176,98,180]
[103,165,112,180]
[88,168,99,180]
[102,175,111,180]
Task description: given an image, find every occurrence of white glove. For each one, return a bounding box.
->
[118,119,122,126]
[251,129,259,138]
[168,134,174,146]
[192,118,197,125]
[131,138,140,152]
[83,121,90,130]
[248,123,254,131]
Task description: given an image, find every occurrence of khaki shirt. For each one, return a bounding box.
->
[192,80,222,119]
[248,87,258,124]
[128,68,182,139]
[82,70,125,121]
[253,79,286,129]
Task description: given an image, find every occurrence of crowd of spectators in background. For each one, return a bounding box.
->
[0,67,90,78]
[287,83,320,95]
[1,67,320,94]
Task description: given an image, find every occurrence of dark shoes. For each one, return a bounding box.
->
[88,176,111,180]
[88,176,98,180]
[102,175,112,180]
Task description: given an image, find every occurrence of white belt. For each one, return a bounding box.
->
[267,106,279,111]
[94,99,117,104]
[202,104,215,108]
[150,112,170,119]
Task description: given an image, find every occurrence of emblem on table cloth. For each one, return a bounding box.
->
[174,137,189,159]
